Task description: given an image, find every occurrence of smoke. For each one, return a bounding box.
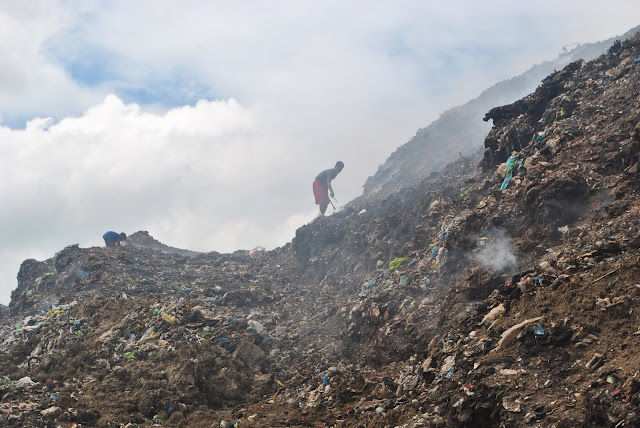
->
[472,228,518,274]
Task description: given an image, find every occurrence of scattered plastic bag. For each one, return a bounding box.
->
[388,257,412,271]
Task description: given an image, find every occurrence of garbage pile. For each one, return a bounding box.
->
[2,33,640,427]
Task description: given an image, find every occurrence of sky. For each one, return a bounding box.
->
[1,1,639,305]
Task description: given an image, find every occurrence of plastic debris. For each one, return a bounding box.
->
[160,311,176,324]
[586,353,603,371]
[388,257,412,271]
[249,246,265,257]
[16,377,36,386]
[481,303,505,327]
[495,317,544,350]
[500,153,519,191]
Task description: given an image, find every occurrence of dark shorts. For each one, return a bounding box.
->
[313,180,329,204]
[104,237,119,247]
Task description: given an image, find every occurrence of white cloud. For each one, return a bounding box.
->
[1,1,640,304]
[0,95,305,301]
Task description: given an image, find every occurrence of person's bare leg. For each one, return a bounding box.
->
[320,203,328,215]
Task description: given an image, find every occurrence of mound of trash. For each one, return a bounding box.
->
[2,33,640,427]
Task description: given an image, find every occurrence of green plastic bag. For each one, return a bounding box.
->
[388,257,412,271]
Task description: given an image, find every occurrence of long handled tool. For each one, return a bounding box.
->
[330,195,339,211]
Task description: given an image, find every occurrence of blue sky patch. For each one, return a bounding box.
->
[44,31,212,108]
[116,73,213,107]
[66,50,119,86]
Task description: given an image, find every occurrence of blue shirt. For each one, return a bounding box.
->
[103,231,122,241]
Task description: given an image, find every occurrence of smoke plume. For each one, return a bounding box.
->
[472,228,518,274]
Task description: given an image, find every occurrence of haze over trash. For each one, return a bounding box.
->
[1,1,640,304]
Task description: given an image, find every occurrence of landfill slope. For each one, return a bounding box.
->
[361,24,640,199]
[2,34,640,428]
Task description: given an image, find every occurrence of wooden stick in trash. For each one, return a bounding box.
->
[593,267,620,283]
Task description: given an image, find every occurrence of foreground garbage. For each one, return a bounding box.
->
[2,34,640,427]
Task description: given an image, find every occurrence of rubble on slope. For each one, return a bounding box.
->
[361,24,640,198]
[2,33,640,427]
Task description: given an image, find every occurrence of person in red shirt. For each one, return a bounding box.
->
[313,161,344,216]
